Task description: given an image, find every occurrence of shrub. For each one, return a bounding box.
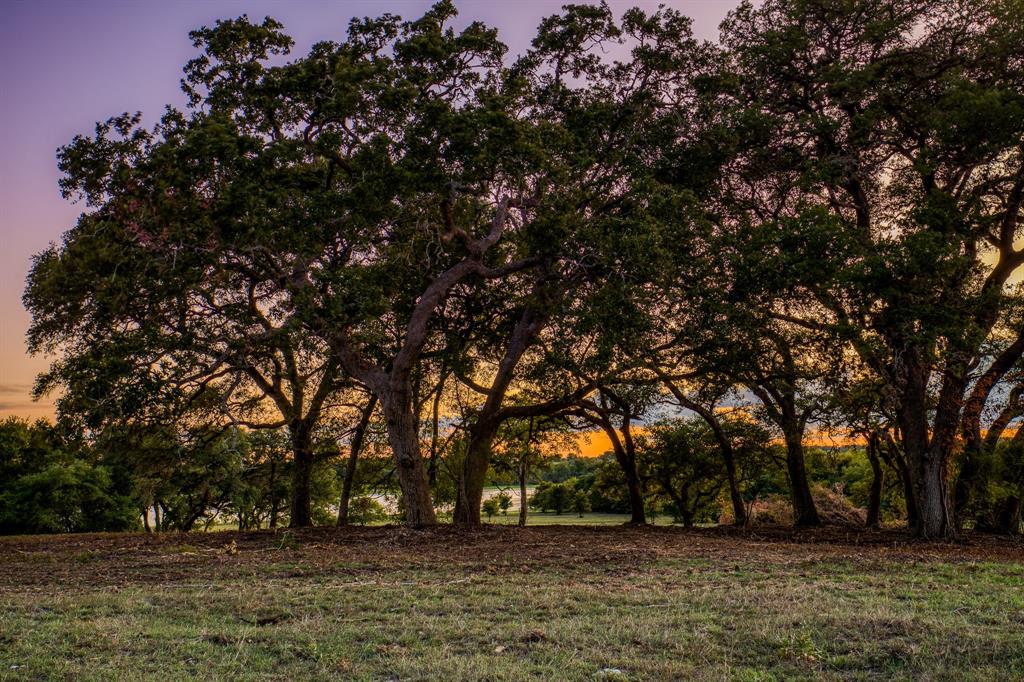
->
[347,497,388,525]
[812,483,866,526]
[571,491,591,517]
[482,498,500,521]
[0,461,138,534]
[749,495,794,526]
[529,480,577,515]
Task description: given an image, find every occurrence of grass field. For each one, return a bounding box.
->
[2,525,1023,681]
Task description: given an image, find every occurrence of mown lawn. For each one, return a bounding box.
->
[1,526,1022,681]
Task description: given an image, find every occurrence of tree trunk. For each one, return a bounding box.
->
[914,450,953,538]
[694,405,745,525]
[952,445,981,531]
[997,496,1022,535]
[619,417,646,525]
[721,443,747,527]
[784,432,819,527]
[289,427,315,528]
[268,460,279,529]
[878,431,917,527]
[866,433,883,528]
[427,375,445,486]
[518,456,528,527]
[289,454,313,527]
[678,484,695,528]
[382,396,436,526]
[901,467,918,528]
[454,419,499,525]
[747,383,817,527]
[596,415,646,524]
[953,391,1021,531]
[453,308,545,526]
[142,506,151,533]
[338,395,377,526]
[898,371,954,539]
[892,451,918,529]
[624,465,646,524]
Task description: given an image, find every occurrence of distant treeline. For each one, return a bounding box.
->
[4,413,1019,535]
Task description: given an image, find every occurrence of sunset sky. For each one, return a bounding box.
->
[0,0,741,419]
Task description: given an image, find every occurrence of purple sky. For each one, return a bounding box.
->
[0,0,741,418]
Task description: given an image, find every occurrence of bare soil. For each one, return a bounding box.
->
[1,524,1021,592]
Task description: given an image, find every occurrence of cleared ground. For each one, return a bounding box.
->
[484,511,669,525]
[1,525,1022,681]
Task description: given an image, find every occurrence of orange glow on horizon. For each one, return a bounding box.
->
[571,427,869,458]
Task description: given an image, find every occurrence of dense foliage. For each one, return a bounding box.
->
[0,418,136,534]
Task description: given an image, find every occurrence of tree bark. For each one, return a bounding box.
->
[952,445,981,532]
[338,394,377,526]
[427,374,445,486]
[914,450,953,539]
[747,382,818,527]
[677,483,695,528]
[719,438,746,527]
[901,467,918,528]
[623,463,646,524]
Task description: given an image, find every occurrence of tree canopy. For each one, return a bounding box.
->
[22,0,1024,539]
